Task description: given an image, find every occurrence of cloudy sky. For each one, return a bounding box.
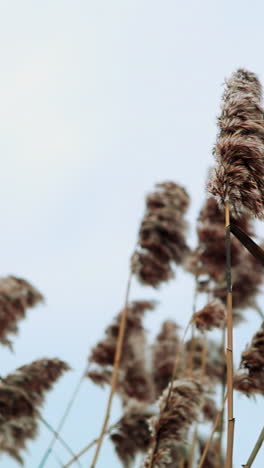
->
[0,1,263,467]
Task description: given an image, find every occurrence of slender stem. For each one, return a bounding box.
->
[62,425,116,467]
[219,328,226,456]
[188,427,198,468]
[198,393,227,468]
[242,426,264,468]
[225,200,235,468]
[90,272,133,468]
[38,369,87,468]
[253,303,264,321]
[39,416,82,468]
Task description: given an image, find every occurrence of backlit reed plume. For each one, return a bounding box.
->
[151,320,181,398]
[0,359,69,463]
[3,358,70,406]
[87,300,155,404]
[0,383,37,463]
[110,402,153,467]
[208,69,264,218]
[234,323,264,395]
[0,276,43,347]
[144,378,203,467]
[191,299,226,332]
[131,182,190,287]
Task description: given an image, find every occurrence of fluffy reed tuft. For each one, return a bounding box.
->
[0,359,69,463]
[191,299,226,331]
[87,300,155,403]
[151,320,181,398]
[0,276,43,348]
[131,182,190,287]
[110,403,152,467]
[234,323,264,395]
[0,383,38,463]
[3,358,70,406]
[143,378,203,467]
[208,69,264,218]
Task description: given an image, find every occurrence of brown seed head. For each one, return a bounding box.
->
[87,301,155,404]
[0,276,43,348]
[192,299,226,332]
[152,320,181,398]
[132,182,190,287]
[143,378,203,467]
[208,69,264,219]
[3,358,70,406]
[234,323,264,396]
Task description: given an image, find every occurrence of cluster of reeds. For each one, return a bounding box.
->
[0,277,70,463]
[2,67,264,468]
[83,69,264,468]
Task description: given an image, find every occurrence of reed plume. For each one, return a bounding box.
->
[0,276,43,347]
[131,182,190,287]
[3,358,70,406]
[110,402,153,467]
[208,69,264,218]
[0,383,38,463]
[0,359,69,463]
[151,320,181,398]
[234,323,264,396]
[144,378,203,467]
[87,300,155,403]
[191,299,226,331]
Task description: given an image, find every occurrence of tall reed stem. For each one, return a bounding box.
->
[62,425,116,468]
[225,200,234,468]
[90,272,133,468]
[39,416,82,468]
[198,393,227,468]
[219,328,226,456]
[39,369,87,468]
[242,426,264,467]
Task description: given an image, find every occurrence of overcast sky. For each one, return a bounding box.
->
[0,1,263,467]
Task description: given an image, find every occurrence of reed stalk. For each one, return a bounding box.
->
[242,426,264,467]
[62,425,116,468]
[39,416,82,468]
[188,427,198,468]
[39,368,88,468]
[90,272,133,467]
[198,394,227,468]
[225,200,234,468]
[219,328,226,456]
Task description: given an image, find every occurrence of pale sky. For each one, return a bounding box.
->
[0,1,263,467]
